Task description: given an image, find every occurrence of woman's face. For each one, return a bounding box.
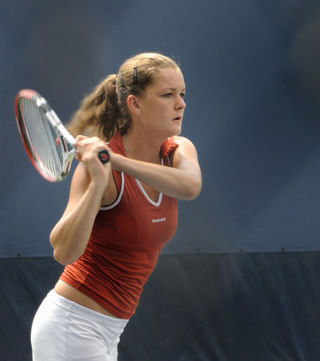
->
[136,67,186,138]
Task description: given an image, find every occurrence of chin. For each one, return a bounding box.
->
[165,129,181,139]
[159,124,182,139]
[172,125,182,136]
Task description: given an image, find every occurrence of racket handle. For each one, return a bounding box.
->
[98,150,110,164]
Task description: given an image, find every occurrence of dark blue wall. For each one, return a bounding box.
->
[2,0,320,256]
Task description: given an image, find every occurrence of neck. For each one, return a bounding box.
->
[122,130,164,163]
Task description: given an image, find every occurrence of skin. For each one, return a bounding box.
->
[50,67,202,316]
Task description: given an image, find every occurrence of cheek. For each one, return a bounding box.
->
[148,104,168,119]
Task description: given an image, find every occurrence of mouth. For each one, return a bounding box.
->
[172,116,182,121]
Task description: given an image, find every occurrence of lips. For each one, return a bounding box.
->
[172,116,182,121]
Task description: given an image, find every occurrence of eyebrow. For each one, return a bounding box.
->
[163,87,186,92]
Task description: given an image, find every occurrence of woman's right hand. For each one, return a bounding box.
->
[74,135,111,188]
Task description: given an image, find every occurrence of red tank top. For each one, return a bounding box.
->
[60,133,178,319]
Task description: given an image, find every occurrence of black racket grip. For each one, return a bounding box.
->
[98,149,110,164]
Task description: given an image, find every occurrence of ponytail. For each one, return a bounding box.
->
[67,74,130,141]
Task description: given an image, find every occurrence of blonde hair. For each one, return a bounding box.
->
[67,52,180,140]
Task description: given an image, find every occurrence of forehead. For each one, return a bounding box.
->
[152,67,185,89]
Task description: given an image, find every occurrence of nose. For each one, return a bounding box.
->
[175,95,186,110]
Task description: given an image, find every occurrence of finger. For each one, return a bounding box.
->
[75,150,81,161]
[75,135,88,147]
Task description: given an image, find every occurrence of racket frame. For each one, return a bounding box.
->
[15,90,77,182]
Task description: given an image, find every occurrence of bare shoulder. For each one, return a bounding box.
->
[172,135,195,147]
[171,136,200,169]
[172,136,198,155]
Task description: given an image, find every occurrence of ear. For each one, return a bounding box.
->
[127,94,141,116]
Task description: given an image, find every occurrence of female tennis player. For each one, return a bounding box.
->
[31,52,202,361]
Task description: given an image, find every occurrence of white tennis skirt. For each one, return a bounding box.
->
[31,289,129,361]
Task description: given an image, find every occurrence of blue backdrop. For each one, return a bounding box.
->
[1,0,320,256]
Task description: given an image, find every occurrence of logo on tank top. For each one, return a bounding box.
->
[152,217,167,223]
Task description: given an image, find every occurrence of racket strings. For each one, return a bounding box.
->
[21,98,65,179]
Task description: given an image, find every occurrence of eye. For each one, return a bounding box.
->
[163,93,173,98]
[180,92,186,98]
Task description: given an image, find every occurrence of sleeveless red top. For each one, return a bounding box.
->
[60,132,179,319]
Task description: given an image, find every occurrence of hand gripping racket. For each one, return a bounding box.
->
[14,89,110,182]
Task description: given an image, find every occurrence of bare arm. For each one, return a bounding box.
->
[111,136,202,200]
[50,136,113,265]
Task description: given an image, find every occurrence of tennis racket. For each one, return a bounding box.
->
[14,89,110,182]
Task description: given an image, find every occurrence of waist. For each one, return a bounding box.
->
[55,280,119,318]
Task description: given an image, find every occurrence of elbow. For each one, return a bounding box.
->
[50,234,77,266]
[182,177,202,200]
[52,247,74,266]
[51,242,80,265]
